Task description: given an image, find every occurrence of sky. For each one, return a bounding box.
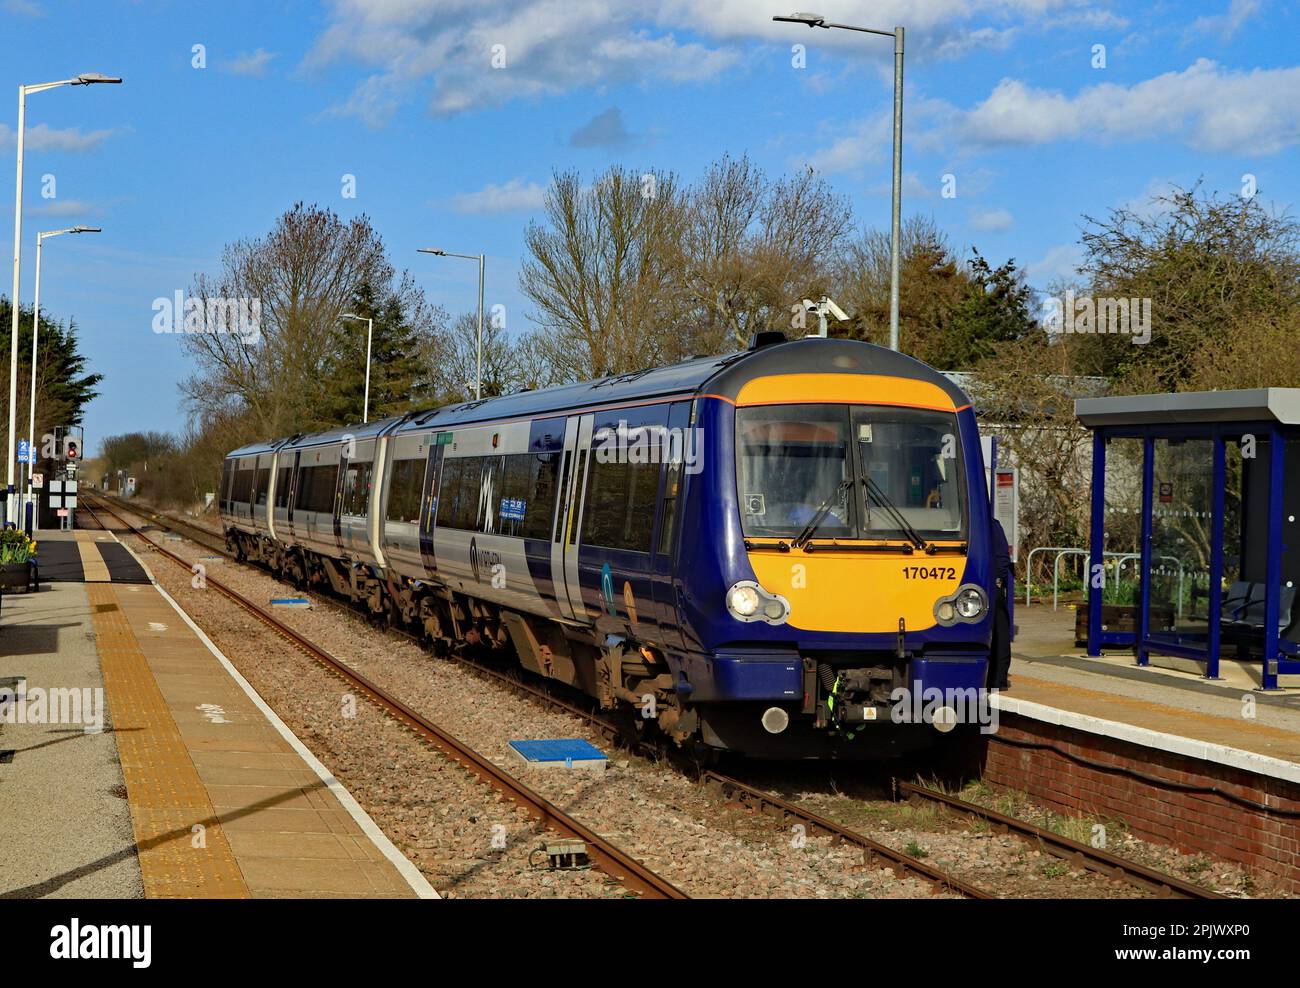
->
[2,0,1298,455]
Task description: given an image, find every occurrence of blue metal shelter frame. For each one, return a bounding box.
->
[1076,390,1300,691]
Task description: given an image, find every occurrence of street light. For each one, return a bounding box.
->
[7,71,121,525]
[339,313,374,423]
[25,225,100,532]
[418,247,485,401]
[773,12,904,352]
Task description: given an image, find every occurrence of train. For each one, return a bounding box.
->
[220,333,1005,758]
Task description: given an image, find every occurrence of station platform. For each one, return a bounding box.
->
[0,528,436,899]
[1004,602,1300,781]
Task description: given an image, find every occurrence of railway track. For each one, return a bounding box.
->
[85,493,1228,900]
[893,780,1225,899]
[81,495,688,901]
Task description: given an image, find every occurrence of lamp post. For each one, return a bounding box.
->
[773,12,903,352]
[26,225,100,532]
[339,313,374,423]
[7,72,121,525]
[418,247,484,400]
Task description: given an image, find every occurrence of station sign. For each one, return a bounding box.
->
[31,473,43,489]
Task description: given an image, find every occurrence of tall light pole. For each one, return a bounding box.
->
[339,313,374,423]
[419,247,485,400]
[27,225,100,531]
[774,13,903,352]
[7,72,121,525]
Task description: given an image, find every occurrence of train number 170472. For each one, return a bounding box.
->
[902,566,957,580]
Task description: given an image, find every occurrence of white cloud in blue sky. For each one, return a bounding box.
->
[449,178,546,214]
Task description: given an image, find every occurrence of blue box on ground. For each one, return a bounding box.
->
[508,738,608,771]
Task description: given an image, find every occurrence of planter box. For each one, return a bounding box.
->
[0,560,35,594]
[1075,602,1175,646]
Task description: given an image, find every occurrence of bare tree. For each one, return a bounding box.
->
[521,167,689,380]
[680,156,851,350]
[181,203,401,438]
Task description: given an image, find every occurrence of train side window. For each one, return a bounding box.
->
[254,468,271,506]
[342,461,372,517]
[436,457,466,528]
[294,468,311,511]
[523,453,559,540]
[220,461,233,512]
[657,459,683,555]
[497,454,530,537]
[582,455,659,553]
[455,457,486,530]
[295,465,337,514]
[495,452,560,539]
[234,468,255,505]
[386,458,425,525]
[274,466,292,508]
[478,456,504,533]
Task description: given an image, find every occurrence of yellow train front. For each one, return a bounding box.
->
[676,336,999,758]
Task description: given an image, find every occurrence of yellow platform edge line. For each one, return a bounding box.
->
[89,583,250,898]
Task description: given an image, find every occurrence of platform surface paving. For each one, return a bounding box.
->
[1,529,432,899]
[1006,602,1300,777]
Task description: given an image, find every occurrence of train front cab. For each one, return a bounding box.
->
[678,368,996,759]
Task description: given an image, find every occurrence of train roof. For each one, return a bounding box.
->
[226,414,405,458]
[226,336,971,458]
[390,336,969,434]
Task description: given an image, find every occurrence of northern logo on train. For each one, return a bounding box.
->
[600,563,617,616]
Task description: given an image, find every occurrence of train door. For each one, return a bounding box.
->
[419,442,445,574]
[650,401,691,651]
[331,448,347,555]
[285,450,301,541]
[552,415,591,621]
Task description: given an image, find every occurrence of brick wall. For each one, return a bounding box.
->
[977,712,1300,894]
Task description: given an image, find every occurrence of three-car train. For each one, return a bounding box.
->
[220,334,1002,758]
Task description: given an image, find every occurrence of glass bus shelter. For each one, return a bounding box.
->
[1076,389,1300,690]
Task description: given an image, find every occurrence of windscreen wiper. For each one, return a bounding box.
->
[792,478,853,549]
[863,476,933,554]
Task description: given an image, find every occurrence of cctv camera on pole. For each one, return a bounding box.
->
[802,296,850,338]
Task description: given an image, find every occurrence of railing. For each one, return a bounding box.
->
[1024,546,1185,614]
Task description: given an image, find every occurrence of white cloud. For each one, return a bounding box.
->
[304,0,1107,124]
[1026,243,1085,286]
[449,178,545,214]
[969,207,1014,232]
[1188,0,1260,41]
[958,59,1300,155]
[31,198,98,217]
[0,123,118,153]
[226,48,279,77]
[307,0,739,124]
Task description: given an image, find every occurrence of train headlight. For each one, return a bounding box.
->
[726,581,790,625]
[933,584,988,626]
[727,584,760,617]
[955,587,986,619]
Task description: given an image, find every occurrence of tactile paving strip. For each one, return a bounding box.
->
[89,584,249,898]
[75,533,112,582]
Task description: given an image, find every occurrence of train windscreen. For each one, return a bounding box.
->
[736,404,965,540]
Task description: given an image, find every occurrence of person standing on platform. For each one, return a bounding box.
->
[989,518,1013,690]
